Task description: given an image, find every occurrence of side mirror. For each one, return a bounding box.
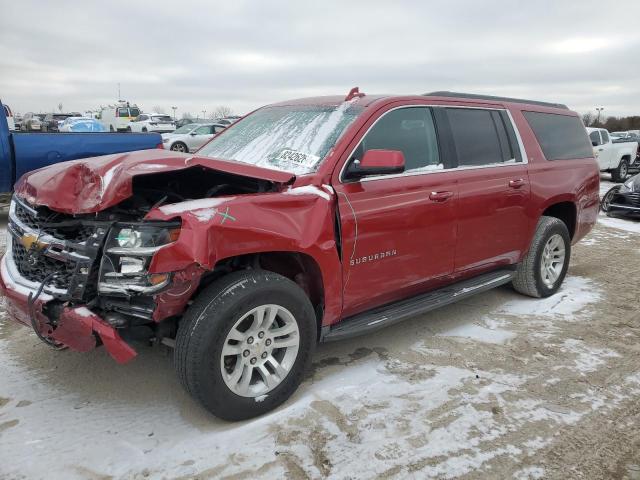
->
[345,149,405,179]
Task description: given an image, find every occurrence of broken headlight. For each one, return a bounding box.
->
[98,222,180,295]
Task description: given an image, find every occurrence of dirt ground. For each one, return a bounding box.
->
[1,178,639,480]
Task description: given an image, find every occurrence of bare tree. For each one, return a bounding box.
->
[152,106,166,114]
[581,112,595,127]
[181,112,194,119]
[58,102,63,113]
[212,105,233,119]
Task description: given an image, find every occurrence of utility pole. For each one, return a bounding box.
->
[118,83,121,101]
[202,109,206,121]
[596,107,604,125]
[171,106,177,120]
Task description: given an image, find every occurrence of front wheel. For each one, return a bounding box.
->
[611,159,629,183]
[512,216,571,298]
[170,142,187,152]
[174,270,316,421]
[600,185,621,212]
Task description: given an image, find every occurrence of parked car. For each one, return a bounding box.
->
[214,116,242,126]
[42,113,83,132]
[161,123,226,152]
[600,173,640,217]
[99,102,142,132]
[587,127,639,181]
[129,113,176,133]
[58,117,108,132]
[13,113,22,131]
[0,90,598,421]
[3,104,15,131]
[20,112,42,132]
[0,100,163,196]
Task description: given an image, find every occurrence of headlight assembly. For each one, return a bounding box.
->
[98,222,180,295]
[621,179,636,193]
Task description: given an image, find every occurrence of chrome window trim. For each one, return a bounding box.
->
[338,104,528,184]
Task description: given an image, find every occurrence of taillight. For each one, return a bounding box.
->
[156,143,163,149]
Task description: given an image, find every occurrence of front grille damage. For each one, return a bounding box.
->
[8,198,110,301]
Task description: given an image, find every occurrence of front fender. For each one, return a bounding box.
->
[146,187,343,325]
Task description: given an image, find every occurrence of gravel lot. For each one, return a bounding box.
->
[1,177,639,480]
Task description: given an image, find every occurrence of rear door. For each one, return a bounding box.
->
[598,130,615,169]
[444,107,531,272]
[333,105,459,317]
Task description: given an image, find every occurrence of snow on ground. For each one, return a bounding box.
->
[1,186,640,479]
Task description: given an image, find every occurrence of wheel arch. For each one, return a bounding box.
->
[541,201,577,239]
[202,251,327,336]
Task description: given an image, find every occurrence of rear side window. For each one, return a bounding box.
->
[523,111,593,160]
[446,108,518,166]
[589,130,601,146]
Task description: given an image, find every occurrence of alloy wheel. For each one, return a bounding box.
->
[540,234,566,288]
[220,304,300,397]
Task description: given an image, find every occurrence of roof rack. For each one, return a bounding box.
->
[424,91,569,110]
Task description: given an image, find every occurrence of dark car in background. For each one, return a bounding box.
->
[602,173,640,217]
[42,112,83,132]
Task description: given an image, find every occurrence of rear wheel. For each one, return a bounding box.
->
[174,270,316,421]
[142,127,148,132]
[611,159,629,182]
[170,142,187,152]
[512,216,571,298]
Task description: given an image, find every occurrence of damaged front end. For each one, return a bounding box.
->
[1,195,198,362]
[1,154,294,363]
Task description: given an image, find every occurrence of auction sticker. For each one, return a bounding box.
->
[274,149,320,167]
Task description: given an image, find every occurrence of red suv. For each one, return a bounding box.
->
[0,89,599,420]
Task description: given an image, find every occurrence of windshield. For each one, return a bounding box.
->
[152,115,173,122]
[198,103,363,174]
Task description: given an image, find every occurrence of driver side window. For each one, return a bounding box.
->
[351,107,441,173]
[194,126,212,135]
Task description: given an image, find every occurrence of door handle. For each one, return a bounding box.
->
[429,191,454,202]
[508,178,526,188]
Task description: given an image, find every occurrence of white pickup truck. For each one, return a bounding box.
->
[587,127,639,182]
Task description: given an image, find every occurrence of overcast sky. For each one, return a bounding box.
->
[2,0,640,119]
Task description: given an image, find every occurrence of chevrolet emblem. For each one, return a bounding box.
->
[20,233,48,251]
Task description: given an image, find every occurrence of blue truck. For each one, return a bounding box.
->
[0,101,163,196]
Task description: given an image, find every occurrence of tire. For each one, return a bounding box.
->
[109,125,115,132]
[170,142,187,152]
[174,270,316,421]
[142,127,148,132]
[611,159,629,183]
[600,185,621,213]
[512,216,571,298]
[126,126,132,132]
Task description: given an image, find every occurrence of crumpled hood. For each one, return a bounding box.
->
[14,149,296,214]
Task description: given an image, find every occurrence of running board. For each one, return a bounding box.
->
[321,269,516,342]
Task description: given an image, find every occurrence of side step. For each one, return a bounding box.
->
[321,269,516,342]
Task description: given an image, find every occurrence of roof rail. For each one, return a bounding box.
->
[424,91,569,110]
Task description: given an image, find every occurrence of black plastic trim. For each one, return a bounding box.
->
[321,268,516,342]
